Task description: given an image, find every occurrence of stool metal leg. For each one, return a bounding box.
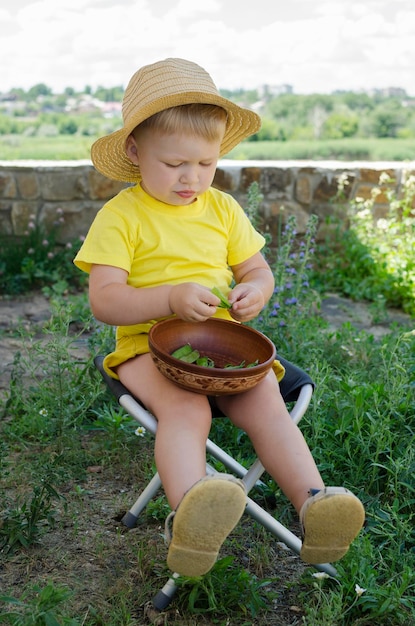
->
[122,472,162,528]
[152,573,180,610]
[109,380,335,609]
[245,496,338,577]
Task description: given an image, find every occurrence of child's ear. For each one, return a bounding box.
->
[126,134,139,165]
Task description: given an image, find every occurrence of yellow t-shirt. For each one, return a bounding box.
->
[75,184,264,287]
[74,184,278,378]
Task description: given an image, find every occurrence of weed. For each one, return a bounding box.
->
[0,208,86,295]
[2,298,104,449]
[175,556,274,617]
[0,481,63,554]
[243,182,321,359]
[0,582,79,625]
[88,403,140,449]
[145,495,171,522]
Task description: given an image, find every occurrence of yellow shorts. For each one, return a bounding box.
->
[103,332,285,384]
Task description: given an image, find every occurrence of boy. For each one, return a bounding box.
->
[74,58,364,577]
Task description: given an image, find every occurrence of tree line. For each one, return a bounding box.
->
[1,82,414,140]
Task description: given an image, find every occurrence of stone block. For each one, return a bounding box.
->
[359,168,396,184]
[259,167,292,195]
[268,200,310,236]
[0,173,17,199]
[314,176,339,202]
[40,168,90,201]
[0,201,13,235]
[239,167,261,192]
[213,167,238,192]
[88,168,127,200]
[15,172,40,199]
[11,201,39,236]
[354,184,391,204]
[295,175,312,205]
[40,201,101,243]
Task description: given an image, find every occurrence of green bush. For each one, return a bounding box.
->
[0,208,86,294]
[312,171,415,315]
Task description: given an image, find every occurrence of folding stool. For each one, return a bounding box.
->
[94,354,337,610]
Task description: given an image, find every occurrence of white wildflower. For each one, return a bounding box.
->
[312,572,330,580]
[376,218,388,231]
[355,584,367,597]
[379,172,391,185]
[135,426,146,437]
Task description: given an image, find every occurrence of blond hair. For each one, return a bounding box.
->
[133,104,227,143]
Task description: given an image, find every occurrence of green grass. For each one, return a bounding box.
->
[0,135,95,160]
[229,137,415,161]
[0,183,414,624]
[2,134,415,161]
[0,290,413,625]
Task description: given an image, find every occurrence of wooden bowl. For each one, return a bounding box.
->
[148,317,276,395]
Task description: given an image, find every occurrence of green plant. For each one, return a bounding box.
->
[3,298,104,448]
[0,582,79,625]
[312,170,415,315]
[89,403,140,449]
[0,481,63,554]
[296,320,415,625]
[229,138,415,161]
[175,556,274,617]
[243,181,320,334]
[145,495,171,522]
[251,211,320,360]
[0,208,86,295]
[300,541,415,626]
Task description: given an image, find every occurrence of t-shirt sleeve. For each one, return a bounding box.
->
[73,204,135,275]
[226,198,266,266]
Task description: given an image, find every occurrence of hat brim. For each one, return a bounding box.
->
[91,92,261,182]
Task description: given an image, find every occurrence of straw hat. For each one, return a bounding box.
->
[91,58,261,182]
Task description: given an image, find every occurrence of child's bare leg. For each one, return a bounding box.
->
[117,354,212,509]
[118,354,247,576]
[217,371,324,513]
[218,371,364,563]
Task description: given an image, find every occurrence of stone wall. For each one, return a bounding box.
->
[0,159,414,245]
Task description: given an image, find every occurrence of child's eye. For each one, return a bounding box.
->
[164,162,182,168]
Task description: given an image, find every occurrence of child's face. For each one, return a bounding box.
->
[126,129,223,206]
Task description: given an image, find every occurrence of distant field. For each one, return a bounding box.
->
[1,134,415,162]
[0,135,95,160]
[229,138,415,162]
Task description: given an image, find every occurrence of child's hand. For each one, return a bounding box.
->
[169,283,219,322]
[228,283,265,322]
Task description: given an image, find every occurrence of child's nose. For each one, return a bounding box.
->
[180,166,198,185]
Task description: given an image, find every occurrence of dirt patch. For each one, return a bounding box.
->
[0,433,310,625]
[0,293,52,396]
[0,293,90,399]
[319,293,412,336]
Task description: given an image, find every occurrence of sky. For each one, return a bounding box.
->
[1,0,415,95]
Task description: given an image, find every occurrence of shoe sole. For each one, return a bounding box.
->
[167,475,246,577]
[300,487,365,564]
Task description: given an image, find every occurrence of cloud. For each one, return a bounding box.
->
[1,0,414,95]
